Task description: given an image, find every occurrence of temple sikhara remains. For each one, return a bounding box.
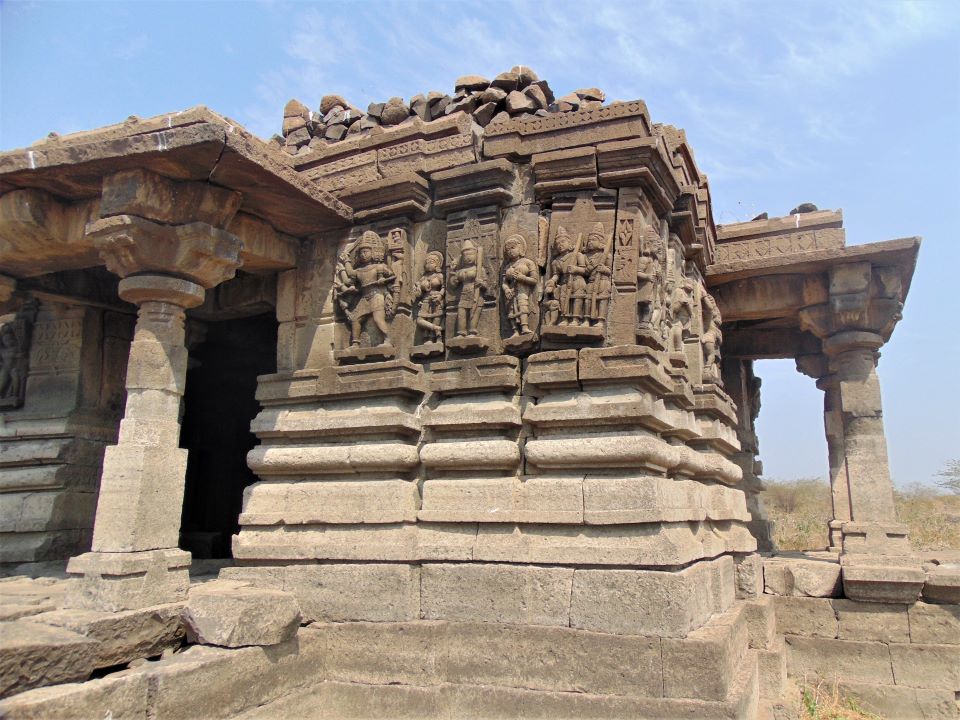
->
[0,68,955,719]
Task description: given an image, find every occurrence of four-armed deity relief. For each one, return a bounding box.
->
[333,230,397,361]
[0,301,38,409]
[412,251,445,359]
[501,234,540,352]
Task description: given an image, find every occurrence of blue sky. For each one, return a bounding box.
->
[2,0,958,486]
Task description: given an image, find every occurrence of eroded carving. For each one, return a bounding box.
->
[701,292,723,383]
[583,223,613,332]
[333,230,396,360]
[446,214,498,354]
[636,225,667,348]
[0,300,38,409]
[412,250,445,359]
[501,234,540,352]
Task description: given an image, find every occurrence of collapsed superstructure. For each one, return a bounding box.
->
[0,69,954,720]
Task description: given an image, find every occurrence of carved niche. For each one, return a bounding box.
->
[0,300,39,409]
[445,210,500,355]
[541,192,616,343]
[332,225,412,363]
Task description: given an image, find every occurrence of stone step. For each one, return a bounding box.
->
[755,636,787,701]
[0,621,97,699]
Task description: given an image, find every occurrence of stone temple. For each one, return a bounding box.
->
[0,69,955,719]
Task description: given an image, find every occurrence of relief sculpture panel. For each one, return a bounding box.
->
[541,191,616,344]
[444,210,501,355]
[333,225,412,363]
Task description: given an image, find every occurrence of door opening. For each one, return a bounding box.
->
[179,312,277,559]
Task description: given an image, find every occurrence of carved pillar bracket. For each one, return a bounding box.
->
[797,263,922,602]
[66,208,242,611]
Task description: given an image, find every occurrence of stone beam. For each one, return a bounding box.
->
[0,189,100,277]
[712,274,827,323]
[722,327,821,360]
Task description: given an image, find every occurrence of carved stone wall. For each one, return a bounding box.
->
[0,295,133,570]
[232,88,756,660]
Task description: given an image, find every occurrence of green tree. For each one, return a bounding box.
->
[937,459,960,495]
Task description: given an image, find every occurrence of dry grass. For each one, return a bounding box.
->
[791,679,883,720]
[762,478,960,552]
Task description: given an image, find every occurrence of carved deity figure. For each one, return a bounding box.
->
[701,293,723,382]
[0,324,24,402]
[583,223,612,328]
[385,229,407,321]
[543,226,587,326]
[333,231,396,348]
[415,251,445,344]
[501,235,539,337]
[637,229,665,326]
[666,276,695,353]
[449,239,488,337]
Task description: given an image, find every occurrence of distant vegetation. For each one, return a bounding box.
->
[762,473,960,552]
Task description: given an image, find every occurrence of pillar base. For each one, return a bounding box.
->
[839,522,923,603]
[65,548,191,612]
[827,519,844,553]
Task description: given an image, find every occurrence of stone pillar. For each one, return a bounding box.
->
[819,375,851,552]
[799,262,923,601]
[66,202,241,611]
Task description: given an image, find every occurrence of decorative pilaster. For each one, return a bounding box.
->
[65,179,242,610]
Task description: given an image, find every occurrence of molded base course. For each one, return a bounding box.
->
[0,619,758,719]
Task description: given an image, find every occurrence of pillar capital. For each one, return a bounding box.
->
[87,214,242,289]
[117,275,205,309]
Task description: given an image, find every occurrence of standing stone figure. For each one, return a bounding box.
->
[415,251,445,344]
[701,293,723,382]
[543,226,587,326]
[666,277,694,353]
[449,239,487,337]
[0,302,36,408]
[501,235,539,337]
[385,230,407,321]
[637,228,665,327]
[583,222,612,329]
[334,231,396,348]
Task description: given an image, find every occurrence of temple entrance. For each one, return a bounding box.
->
[179,312,277,559]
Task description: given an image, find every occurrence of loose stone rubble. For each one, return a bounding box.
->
[0,69,952,719]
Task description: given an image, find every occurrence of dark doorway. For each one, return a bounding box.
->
[179,312,277,559]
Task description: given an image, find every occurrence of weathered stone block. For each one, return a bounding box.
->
[742,596,776,649]
[443,622,663,697]
[420,563,572,626]
[842,562,925,604]
[182,583,301,648]
[785,636,894,684]
[0,622,97,698]
[833,599,909,643]
[756,637,787,701]
[888,642,960,690]
[23,602,184,668]
[908,602,960,645]
[314,621,444,687]
[735,553,764,599]
[0,672,149,720]
[662,606,747,700]
[773,596,838,638]
[837,681,958,720]
[763,555,841,597]
[284,563,420,623]
[570,561,715,637]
